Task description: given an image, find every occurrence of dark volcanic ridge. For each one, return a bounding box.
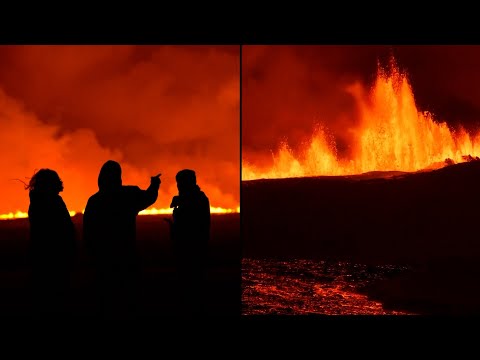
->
[242,160,480,264]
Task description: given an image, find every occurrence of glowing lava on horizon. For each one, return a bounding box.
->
[0,206,240,220]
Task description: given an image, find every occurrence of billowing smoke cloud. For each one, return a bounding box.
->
[243,45,480,165]
[0,45,239,214]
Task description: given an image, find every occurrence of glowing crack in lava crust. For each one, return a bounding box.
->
[243,61,480,180]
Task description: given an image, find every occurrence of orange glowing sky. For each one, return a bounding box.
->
[0,45,239,215]
[242,45,480,179]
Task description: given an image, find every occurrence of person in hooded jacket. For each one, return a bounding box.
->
[83,160,161,316]
[27,168,76,315]
[168,169,210,315]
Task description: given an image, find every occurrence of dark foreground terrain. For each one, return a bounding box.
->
[0,213,240,316]
[242,161,480,315]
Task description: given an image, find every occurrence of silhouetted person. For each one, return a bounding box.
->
[27,169,76,315]
[168,169,210,315]
[83,160,161,316]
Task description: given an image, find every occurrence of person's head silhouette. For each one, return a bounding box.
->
[98,160,122,191]
[27,169,64,195]
[175,169,197,195]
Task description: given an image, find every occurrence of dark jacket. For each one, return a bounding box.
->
[28,191,76,269]
[171,186,210,260]
[83,184,159,266]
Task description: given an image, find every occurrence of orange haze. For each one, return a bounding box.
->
[0,45,239,216]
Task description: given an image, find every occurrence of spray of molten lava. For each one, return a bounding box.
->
[243,61,480,180]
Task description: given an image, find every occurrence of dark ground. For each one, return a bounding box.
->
[0,213,240,317]
[242,161,480,315]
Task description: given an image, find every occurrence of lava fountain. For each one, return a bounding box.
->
[243,60,480,180]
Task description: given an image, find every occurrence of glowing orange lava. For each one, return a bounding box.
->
[138,206,240,215]
[243,61,480,180]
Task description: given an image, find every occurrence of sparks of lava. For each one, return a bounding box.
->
[243,58,480,180]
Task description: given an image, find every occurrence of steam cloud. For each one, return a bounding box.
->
[0,45,239,214]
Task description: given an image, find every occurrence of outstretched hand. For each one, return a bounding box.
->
[151,173,161,187]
